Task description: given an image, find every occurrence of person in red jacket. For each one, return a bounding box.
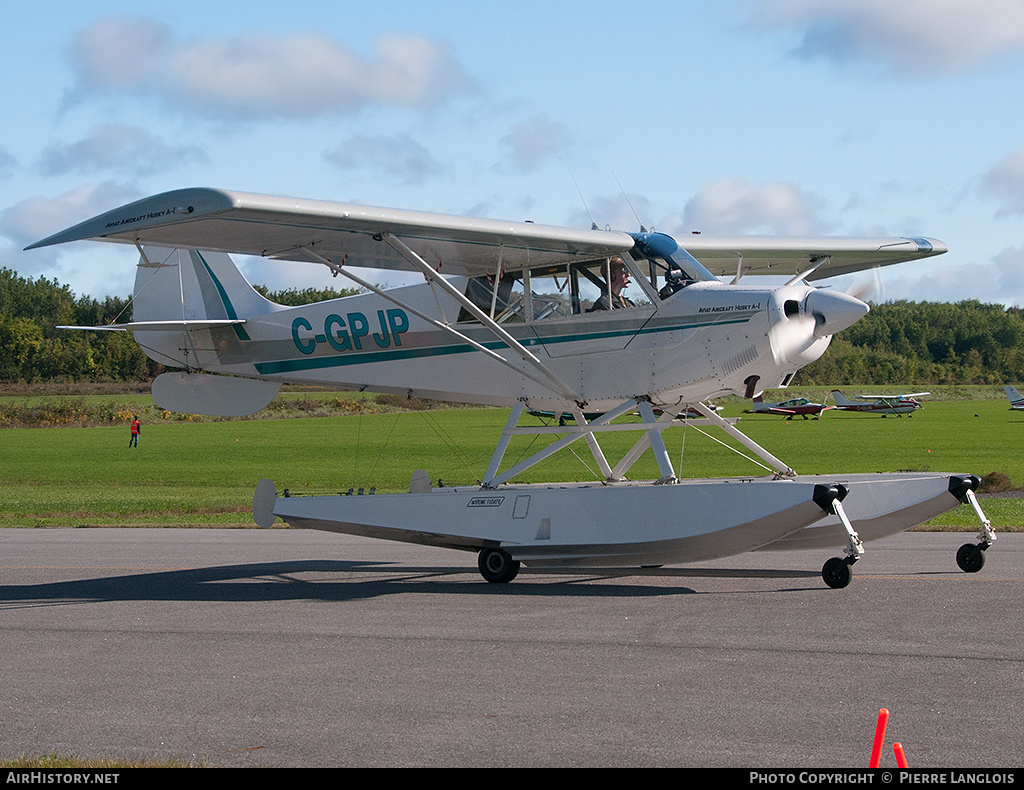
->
[129,416,141,448]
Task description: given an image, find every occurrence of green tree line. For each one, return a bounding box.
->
[3,266,1024,386]
[796,300,1024,386]
[0,267,357,383]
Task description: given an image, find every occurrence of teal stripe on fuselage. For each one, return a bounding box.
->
[253,313,753,377]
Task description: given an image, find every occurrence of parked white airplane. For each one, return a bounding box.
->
[831,389,931,416]
[1004,386,1024,410]
[28,188,995,588]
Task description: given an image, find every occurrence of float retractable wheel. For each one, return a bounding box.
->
[956,542,986,573]
[822,556,854,589]
[478,547,520,583]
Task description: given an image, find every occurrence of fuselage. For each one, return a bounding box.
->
[138,267,867,413]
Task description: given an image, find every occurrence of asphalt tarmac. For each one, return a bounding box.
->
[1,527,1021,768]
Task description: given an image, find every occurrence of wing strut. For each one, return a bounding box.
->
[785,256,831,286]
[298,247,577,400]
[729,253,745,285]
[380,233,584,403]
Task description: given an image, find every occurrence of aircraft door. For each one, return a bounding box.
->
[524,259,654,358]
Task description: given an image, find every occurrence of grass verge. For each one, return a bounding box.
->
[1,396,1022,529]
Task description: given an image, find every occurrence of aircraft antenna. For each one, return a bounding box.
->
[567,167,598,230]
[613,172,647,232]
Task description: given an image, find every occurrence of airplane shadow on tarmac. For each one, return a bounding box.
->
[0,560,823,606]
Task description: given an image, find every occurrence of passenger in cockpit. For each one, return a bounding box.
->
[659,268,694,299]
[589,258,635,311]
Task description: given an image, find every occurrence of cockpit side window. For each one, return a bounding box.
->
[458,273,526,323]
[459,254,658,324]
[534,258,650,318]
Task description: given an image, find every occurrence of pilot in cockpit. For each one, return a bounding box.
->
[589,257,636,311]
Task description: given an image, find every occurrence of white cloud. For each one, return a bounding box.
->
[747,0,1024,76]
[39,124,207,177]
[324,134,443,185]
[3,183,141,297]
[3,182,140,256]
[69,18,473,119]
[668,177,826,236]
[499,117,569,173]
[980,147,1024,217]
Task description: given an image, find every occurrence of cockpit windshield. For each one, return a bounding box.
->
[629,232,718,298]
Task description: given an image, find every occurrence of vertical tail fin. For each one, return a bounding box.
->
[133,246,277,325]
[831,389,854,406]
[132,246,280,368]
[1004,386,1024,406]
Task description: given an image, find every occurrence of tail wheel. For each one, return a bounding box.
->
[478,548,520,583]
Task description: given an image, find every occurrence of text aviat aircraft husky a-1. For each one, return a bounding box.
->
[28,188,997,588]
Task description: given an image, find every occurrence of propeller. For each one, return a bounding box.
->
[818,391,833,419]
[847,265,884,304]
[770,288,869,367]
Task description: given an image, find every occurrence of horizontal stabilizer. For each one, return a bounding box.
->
[59,319,246,333]
[152,371,281,417]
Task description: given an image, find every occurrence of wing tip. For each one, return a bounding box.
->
[23,187,238,251]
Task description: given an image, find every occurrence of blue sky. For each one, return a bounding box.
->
[4,0,1024,306]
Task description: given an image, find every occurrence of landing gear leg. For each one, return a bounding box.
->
[478,547,520,583]
[950,476,996,574]
[815,484,863,589]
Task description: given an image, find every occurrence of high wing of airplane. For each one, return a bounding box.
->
[831,390,930,416]
[683,234,946,282]
[27,187,995,589]
[1004,386,1024,410]
[744,395,830,420]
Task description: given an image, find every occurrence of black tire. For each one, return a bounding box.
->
[956,543,986,573]
[822,557,853,589]
[478,548,520,583]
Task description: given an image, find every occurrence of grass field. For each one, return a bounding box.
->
[1,390,1022,530]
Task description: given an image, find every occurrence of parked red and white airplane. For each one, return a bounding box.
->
[27,187,994,588]
[831,390,930,416]
[745,395,830,419]
[1004,386,1024,410]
